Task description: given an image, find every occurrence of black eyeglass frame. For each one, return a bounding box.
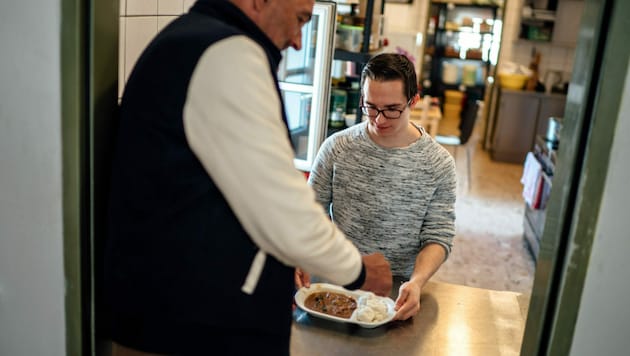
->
[360,97,414,120]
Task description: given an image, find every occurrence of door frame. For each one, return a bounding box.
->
[61,0,119,354]
[60,0,88,354]
[61,0,627,354]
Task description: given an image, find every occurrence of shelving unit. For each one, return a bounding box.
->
[421,2,500,99]
[328,0,385,130]
[518,0,584,47]
[519,8,555,42]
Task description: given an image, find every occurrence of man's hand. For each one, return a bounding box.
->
[294,268,311,289]
[360,253,392,296]
[393,281,421,320]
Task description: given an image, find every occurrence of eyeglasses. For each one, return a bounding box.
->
[360,98,413,120]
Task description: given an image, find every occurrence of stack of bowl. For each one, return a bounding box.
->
[498,72,530,90]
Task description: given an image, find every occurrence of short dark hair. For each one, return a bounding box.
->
[360,53,418,102]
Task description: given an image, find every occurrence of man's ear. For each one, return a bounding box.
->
[410,93,420,107]
[252,0,268,12]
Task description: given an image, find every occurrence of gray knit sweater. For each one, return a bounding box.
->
[308,122,457,277]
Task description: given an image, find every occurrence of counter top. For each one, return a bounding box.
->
[290,281,526,356]
[501,88,567,99]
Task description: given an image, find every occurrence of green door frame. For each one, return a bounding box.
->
[61,0,88,354]
[61,0,119,354]
[521,0,629,354]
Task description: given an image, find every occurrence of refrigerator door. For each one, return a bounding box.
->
[278,1,336,172]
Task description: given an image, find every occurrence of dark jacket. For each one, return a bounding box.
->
[105,0,294,348]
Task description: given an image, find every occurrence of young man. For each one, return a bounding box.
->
[308,53,457,321]
[105,1,392,354]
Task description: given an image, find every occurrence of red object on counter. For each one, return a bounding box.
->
[303,171,310,180]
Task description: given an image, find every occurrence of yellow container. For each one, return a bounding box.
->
[443,103,461,120]
[498,73,530,90]
[444,90,464,105]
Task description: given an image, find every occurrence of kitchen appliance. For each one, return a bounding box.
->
[544,70,562,94]
[545,116,563,149]
[278,1,337,171]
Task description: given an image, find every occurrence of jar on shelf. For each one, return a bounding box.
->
[444,45,460,58]
[442,62,459,84]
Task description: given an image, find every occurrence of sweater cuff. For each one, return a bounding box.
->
[343,263,366,291]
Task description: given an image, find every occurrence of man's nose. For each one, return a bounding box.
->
[374,111,387,122]
[291,31,303,51]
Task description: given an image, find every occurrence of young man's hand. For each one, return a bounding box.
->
[393,281,421,320]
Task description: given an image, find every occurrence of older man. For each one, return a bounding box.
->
[106,0,392,354]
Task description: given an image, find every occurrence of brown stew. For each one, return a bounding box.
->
[304,291,357,319]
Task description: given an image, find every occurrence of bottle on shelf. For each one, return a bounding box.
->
[329,88,348,129]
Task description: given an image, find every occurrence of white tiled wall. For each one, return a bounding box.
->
[127,0,158,16]
[119,0,192,98]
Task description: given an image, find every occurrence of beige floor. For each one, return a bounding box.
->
[429,118,536,298]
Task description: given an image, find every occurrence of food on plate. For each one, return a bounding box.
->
[355,306,375,322]
[356,296,389,323]
[304,291,357,319]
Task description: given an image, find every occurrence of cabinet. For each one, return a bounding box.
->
[421,1,501,101]
[490,89,565,163]
[519,0,584,46]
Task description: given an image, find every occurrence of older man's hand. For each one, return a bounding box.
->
[360,253,392,297]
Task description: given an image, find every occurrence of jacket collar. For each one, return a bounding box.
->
[190,0,283,70]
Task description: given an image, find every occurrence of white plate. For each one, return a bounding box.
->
[294,283,396,328]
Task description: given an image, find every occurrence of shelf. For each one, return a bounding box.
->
[436,28,494,35]
[514,39,576,48]
[521,9,556,22]
[333,48,374,63]
[421,1,499,100]
[440,56,488,62]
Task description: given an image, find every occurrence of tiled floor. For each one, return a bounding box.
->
[429,118,536,298]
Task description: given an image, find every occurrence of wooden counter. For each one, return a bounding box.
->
[290,281,526,356]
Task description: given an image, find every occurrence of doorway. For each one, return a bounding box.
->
[66,0,627,355]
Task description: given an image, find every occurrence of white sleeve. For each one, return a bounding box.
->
[182,36,362,286]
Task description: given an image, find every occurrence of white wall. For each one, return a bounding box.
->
[0,1,66,355]
[569,58,630,356]
[119,0,194,98]
[382,0,429,75]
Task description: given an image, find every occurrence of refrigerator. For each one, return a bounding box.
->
[278,1,337,172]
